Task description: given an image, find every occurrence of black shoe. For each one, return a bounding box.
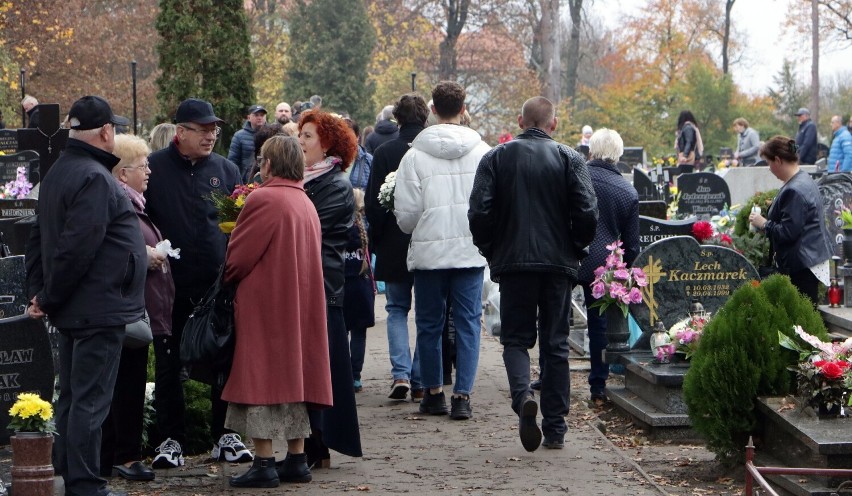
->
[449,395,472,420]
[106,492,128,496]
[304,435,331,469]
[419,390,448,415]
[530,379,542,391]
[388,380,410,400]
[542,436,565,449]
[113,461,155,481]
[276,452,312,483]
[519,396,542,452]
[229,456,279,488]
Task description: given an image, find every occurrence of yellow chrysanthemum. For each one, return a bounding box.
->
[235,196,245,208]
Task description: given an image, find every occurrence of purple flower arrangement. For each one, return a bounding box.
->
[0,166,33,200]
[589,240,649,318]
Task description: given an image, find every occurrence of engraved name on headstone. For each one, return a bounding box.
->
[638,216,697,251]
[676,172,731,219]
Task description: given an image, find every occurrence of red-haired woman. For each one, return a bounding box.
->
[298,109,362,467]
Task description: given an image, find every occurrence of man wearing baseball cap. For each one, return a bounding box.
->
[27,95,144,496]
[228,104,268,181]
[144,98,247,469]
[795,107,818,165]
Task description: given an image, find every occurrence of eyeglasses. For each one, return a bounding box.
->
[180,125,221,138]
[123,161,150,171]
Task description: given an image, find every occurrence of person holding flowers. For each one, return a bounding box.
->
[469,96,597,451]
[578,129,640,406]
[222,136,332,487]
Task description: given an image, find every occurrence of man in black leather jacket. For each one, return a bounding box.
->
[469,96,597,452]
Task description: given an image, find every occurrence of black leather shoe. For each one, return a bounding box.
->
[114,461,155,481]
[542,436,565,449]
[276,452,312,483]
[229,456,279,488]
[519,396,542,452]
[530,379,542,391]
[419,390,448,415]
[106,492,128,496]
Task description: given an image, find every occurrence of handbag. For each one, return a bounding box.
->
[180,265,235,371]
[124,311,153,349]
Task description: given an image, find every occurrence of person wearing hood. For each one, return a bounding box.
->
[229,104,268,181]
[393,81,490,421]
[364,105,399,153]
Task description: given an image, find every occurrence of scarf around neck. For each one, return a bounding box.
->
[304,155,341,183]
[118,180,146,211]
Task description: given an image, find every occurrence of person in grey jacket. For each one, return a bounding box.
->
[26,95,143,496]
[733,117,760,166]
[795,108,818,165]
[749,136,834,305]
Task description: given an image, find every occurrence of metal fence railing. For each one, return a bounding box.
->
[745,436,852,495]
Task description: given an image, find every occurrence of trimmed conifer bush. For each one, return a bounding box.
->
[682,274,828,463]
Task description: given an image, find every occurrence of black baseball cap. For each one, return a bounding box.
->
[68,96,130,130]
[175,98,224,125]
[247,104,267,115]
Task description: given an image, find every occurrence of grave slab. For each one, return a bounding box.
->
[817,173,852,260]
[638,216,696,252]
[0,256,27,320]
[717,166,817,206]
[676,172,731,219]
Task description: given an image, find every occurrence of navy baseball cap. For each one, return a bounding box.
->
[68,96,130,130]
[247,104,267,115]
[175,98,224,125]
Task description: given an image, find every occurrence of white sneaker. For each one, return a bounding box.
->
[211,433,254,463]
[152,438,185,469]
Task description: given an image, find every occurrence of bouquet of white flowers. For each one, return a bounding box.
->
[378,171,397,211]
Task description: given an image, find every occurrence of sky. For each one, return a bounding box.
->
[597,0,852,96]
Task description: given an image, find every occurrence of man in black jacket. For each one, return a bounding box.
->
[364,94,428,401]
[469,96,597,452]
[364,105,399,154]
[27,95,143,496]
[145,98,248,469]
[795,108,818,165]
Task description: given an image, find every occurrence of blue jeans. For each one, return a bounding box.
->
[413,268,484,395]
[583,284,609,396]
[385,281,421,389]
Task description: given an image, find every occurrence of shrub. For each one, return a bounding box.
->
[732,189,777,270]
[682,275,828,464]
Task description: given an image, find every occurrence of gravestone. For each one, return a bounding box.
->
[0,150,39,187]
[0,314,55,445]
[634,168,659,201]
[0,199,37,255]
[630,235,758,349]
[0,130,16,154]
[0,256,27,319]
[620,147,645,168]
[676,172,731,219]
[638,216,696,251]
[817,172,852,260]
[16,103,67,183]
[638,201,668,220]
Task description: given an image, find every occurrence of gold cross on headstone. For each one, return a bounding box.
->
[641,256,667,327]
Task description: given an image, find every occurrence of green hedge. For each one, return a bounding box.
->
[682,275,828,464]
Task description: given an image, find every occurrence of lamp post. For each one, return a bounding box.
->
[411,72,416,92]
[130,60,138,135]
[20,69,26,128]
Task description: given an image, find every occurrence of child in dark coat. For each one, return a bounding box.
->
[344,189,376,392]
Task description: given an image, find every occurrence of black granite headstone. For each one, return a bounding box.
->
[629,236,758,349]
[638,216,696,251]
[633,169,659,201]
[817,172,852,259]
[0,256,27,320]
[620,147,645,167]
[0,150,39,188]
[0,129,16,154]
[16,103,66,183]
[638,201,668,220]
[676,172,731,219]
[0,314,54,444]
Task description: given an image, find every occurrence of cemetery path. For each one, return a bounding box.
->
[0,295,740,495]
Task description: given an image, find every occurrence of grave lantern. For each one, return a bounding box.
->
[689,299,707,320]
[650,321,671,362]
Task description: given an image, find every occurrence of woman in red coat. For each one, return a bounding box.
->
[223,135,332,488]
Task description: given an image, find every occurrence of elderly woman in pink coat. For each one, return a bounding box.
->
[223,135,332,488]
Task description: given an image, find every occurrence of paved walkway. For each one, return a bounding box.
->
[1,295,662,495]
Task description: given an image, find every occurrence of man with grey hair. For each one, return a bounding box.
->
[22,94,39,128]
[469,96,598,452]
[27,95,143,496]
[365,105,398,153]
[577,128,639,406]
[309,94,322,110]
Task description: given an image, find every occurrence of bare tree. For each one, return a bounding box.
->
[537,0,561,102]
[722,0,734,74]
[564,0,582,104]
[812,0,820,125]
[438,0,471,80]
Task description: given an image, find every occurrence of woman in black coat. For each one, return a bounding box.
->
[298,109,362,467]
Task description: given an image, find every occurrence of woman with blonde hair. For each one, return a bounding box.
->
[148,123,177,152]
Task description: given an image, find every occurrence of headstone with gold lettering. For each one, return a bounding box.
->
[0,256,27,319]
[0,315,54,444]
[0,129,17,154]
[676,172,731,219]
[630,235,758,350]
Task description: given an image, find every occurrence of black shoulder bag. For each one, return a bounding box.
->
[180,265,236,382]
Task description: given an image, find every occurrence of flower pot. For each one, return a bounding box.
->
[10,432,54,496]
[818,402,842,418]
[604,305,631,353]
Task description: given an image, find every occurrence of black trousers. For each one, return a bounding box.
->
[789,267,820,307]
[54,326,123,496]
[101,343,148,472]
[499,272,572,439]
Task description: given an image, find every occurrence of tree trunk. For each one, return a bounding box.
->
[811,0,820,125]
[565,0,582,105]
[438,0,470,81]
[722,0,734,74]
[539,0,561,103]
